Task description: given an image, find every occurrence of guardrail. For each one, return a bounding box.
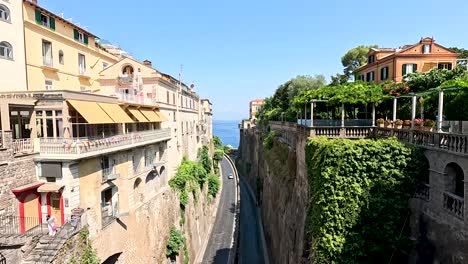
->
[0,215,46,235]
[13,138,34,154]
[443,192,464,219]
[225,154,241,264]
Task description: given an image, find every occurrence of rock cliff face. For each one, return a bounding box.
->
[237,128,309,264]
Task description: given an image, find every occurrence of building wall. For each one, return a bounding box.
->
[0,0,27,91]
[23,2,118,91]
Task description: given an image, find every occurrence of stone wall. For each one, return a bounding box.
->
[237,128,309,264]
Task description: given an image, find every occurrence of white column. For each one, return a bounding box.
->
[437,89,444,132]
[392,97,397,122]
[411,94,417,129]
[310,102,314,127]
[372,103,376,127]
[341,103,345,128]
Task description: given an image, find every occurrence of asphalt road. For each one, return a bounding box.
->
[201,157,237,264]
[238,176,266,264]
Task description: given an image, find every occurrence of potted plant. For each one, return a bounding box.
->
[403,120,411,129]
[384,119,393,128]
[395,119,403,129]
[376,118,385,128]
[424,119,435,132]
[414,118,424,129]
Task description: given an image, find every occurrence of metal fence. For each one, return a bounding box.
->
[0,215,46,235]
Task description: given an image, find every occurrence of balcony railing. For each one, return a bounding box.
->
[102,167,119,183]
[376,128,468,155]
[443,192,464,219]
[0,215,47,235]
[415,183,430,201]
[13,138,34,154]
[101,203,118,229]
[39,128,171,157]
[118,75,134,84]
[117,92,157,106]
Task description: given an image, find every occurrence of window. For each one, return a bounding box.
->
[0,5,10,22]
[366,71,375,81]
[78,53,86,74]
[380,66,389,81]
[45,80,53,90]
[166,91,169,103]
[73,29,88,45]
[438,63,453,70]
[402,64,417,76]
[368,55,375,64]
[34,9,55,30]
[102,62,108,70]
[423,44,431,54]
[357,74,364,81]
[58,50,64,64]
[42,40,52,66]
[0,41,12,59]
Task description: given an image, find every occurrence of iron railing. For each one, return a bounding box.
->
[102,167,119,182]
[0,215,46,235]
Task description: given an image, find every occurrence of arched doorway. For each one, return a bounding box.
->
[145,171,158,195]
[133,178,143,204]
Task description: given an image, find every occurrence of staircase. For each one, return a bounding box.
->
[22,224,75,264]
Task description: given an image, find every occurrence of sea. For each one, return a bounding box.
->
[213,120,240,149]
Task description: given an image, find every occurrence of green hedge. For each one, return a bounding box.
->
[306,137,426,263]
[207,173,221,198]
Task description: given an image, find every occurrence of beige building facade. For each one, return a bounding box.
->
[0,0,27,91]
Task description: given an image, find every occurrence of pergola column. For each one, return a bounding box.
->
[341,103,345,128]
[420,96,424,120]
[392,97,397,122]
[437,89,444,132]
[310,102,314,127]
[304,104,307,126]
[372,103,376,127]
[411,94,417,129]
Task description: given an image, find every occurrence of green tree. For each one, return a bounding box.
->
[449,47,468,59]
[213,136,222,149]
[341,45,378,77]
[330,73,349,85]
[286,75,326,100]
[81,244,100,264]
[198,146,212,173]
[207,174,221,198]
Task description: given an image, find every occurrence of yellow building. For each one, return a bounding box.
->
[23,0,118,91]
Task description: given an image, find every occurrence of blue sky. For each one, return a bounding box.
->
[40,0,468,120]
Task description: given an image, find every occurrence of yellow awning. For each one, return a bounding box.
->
[128,108,149,122]
[140,108,162,122]
[67,100,114,124]
[154,111,168,122]
[98,103,134,123]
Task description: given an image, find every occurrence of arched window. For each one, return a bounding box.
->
[0,5,10,22]
[133,178,143,204]
[445,162,464,197]
[0,41,12,59]
[58,50,64,64]
[122,65,134,76]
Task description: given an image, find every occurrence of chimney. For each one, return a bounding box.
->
[143,60,152,67]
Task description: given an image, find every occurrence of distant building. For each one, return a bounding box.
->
[249,98,265,125]
[354,37,459,83]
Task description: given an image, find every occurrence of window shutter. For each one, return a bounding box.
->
[73,29,79,41]
[35,9,42,24]
[84,34,89,45]
[50,17,55,31]
[402,64,407,76]
[413,64,417,72]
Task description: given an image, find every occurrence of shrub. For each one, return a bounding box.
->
[166,227,185,258]
[207,174,221,198]
[424,119,435,127]
[198,146,212,173]
[376,118,385,124]
[213,149,224,162]
[81,244,100,264]
[263,131,276,150]
[395,119,403,126]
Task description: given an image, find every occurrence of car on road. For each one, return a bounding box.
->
[228,173,234,179]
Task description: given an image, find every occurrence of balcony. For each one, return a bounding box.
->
[118,75,134,84]
[13,138,34,155]
[101,204,117,229]
[78,69,91,79]
[37,128,171,160]
[117,92,157,106]
[102,167,119,183]
[443,192,464,219]
[41,57,58,72]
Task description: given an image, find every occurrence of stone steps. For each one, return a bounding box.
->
[21,227,70,264]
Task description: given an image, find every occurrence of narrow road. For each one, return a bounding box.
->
[201,157,237,264]
[238,176,266,264]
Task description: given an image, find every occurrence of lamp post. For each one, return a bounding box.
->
[437,89,444,132]
[411,93,417,129]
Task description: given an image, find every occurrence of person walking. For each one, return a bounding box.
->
[46,215,57,236]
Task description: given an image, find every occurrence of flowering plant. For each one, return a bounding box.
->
[403,120,411,126]
[414,119,424,126]
[376,118,385,124]
[395,119,403,126]
[384,119,393,126]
